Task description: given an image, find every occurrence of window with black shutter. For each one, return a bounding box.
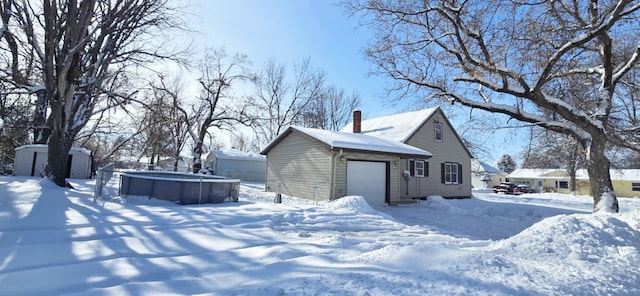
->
[441,162,462,184]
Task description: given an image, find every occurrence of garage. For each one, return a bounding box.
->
[346,160,388,206]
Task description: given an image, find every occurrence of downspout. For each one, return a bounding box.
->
[332,148,343,200]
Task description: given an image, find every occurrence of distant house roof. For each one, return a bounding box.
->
[508,168,572,179]
[340,107,439,142]
[508,168,640,181]
[260,126,433,157]
[471,159,505,175]
[209,149,266,161]
[609,169,640,181]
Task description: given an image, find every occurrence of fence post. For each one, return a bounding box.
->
[199,175,203,204]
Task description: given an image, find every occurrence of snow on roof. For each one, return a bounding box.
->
[509,168,640,181]
[264,126,432,157]
[508,168,567,179]
[15,144,91,156]
[340,107,439,142]
[606,169,640,181]
[471,159,504,174]
[211,149,266,161]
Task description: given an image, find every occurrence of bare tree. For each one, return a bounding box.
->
[251,57,326,146]
[303,86,361,131]
[138,91,174,170]
[1,0,186,186]
[146,74,192,171]
[522,129,586,193]
[76,108,145,170]
[0,89,31,166]
[228,131,260,153]
[343,0,640,212]
[497,154,516,174]
[175,48,253,173]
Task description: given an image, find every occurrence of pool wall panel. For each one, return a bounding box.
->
[119,171,240,204]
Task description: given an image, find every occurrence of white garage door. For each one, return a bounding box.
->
[346,161,387,206]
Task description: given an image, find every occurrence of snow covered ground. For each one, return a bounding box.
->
[1,175,639,295]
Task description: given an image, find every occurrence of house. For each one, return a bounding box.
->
[506,168,568,193]
[507,168,640,197]
[128,156,191,172]
[157,156,192,172]
[471,159,507,189]
[203,148,266,182]
[13,144,92,179]
[260,107,473,205]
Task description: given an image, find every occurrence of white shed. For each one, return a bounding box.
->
[14,144,92,179]
[203,149,266,182]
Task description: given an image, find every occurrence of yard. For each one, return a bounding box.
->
[1,176,639,295]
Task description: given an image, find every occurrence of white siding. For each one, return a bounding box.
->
[13,145,92,179]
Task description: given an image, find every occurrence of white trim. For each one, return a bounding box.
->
[444,162,459,185]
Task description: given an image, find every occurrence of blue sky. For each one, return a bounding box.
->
[187,0,396,118]
[184,0,525,166]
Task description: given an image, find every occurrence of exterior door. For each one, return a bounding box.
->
[346,160,387,206]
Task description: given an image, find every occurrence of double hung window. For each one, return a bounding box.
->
[442,162,461,184]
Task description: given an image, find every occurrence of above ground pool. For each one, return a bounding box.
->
[119,171,240,204]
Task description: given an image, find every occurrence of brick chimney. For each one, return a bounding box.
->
[353,109,361,133]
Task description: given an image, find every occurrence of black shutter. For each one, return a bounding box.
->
[409,160,415,177]
[441,163,445,183]
[458,163,463,184]
[425,162,429,177]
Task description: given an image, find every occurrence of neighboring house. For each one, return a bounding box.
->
[507,168,640,197]
[13,144,92,179]
[203,149,266,182]
[131,156,191,172]
[156,156,191,172]
[507,168,572,193]
[260,107,473,205]
[471,159,506,189]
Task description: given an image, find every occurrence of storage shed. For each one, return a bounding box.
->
[203,148,266,182]
[14,144,92,179]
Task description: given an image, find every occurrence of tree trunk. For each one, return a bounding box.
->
[46,130,71,186]
[588,136,619,213]
[173,156,179,172]
[192,146,202,173]
[149,151,156,170]
[33,90,50,144]
[569,168,577,194]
